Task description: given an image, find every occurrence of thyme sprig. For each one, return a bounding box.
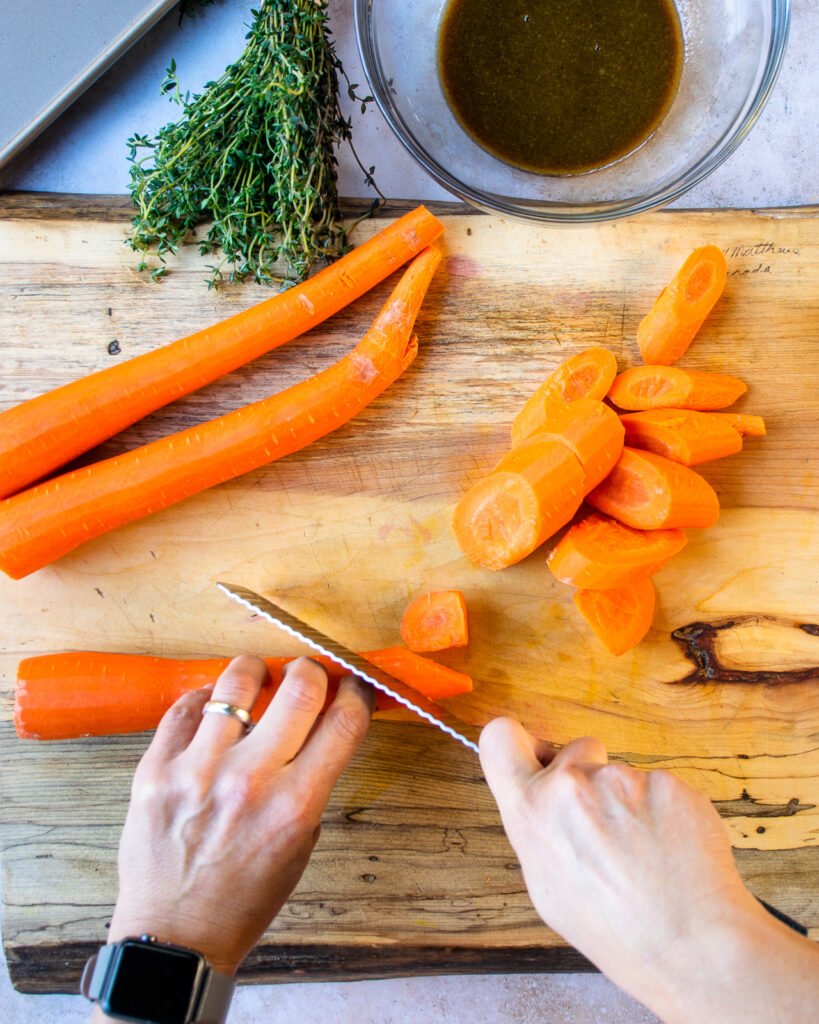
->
[128,0,382,288]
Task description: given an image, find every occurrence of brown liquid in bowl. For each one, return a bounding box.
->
[438,0,684,175]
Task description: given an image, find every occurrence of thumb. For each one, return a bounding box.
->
[479,717,547,810]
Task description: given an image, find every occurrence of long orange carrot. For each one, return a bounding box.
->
[573,579,656,656]
[608,366,747,411]
[637,246,727,365]
[548,513,687,589]
[586,447,720,530]
[14,647,473,740]
[400,591,469,652]
[512,347,618,443]
[516,399,625,491]
[0,207,444,500]
[620,409,743,466]
[0,247,441,580]
[712,412,767,438]
[453,439,584,570]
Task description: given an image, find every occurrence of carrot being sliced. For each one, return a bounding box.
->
[620,409,743,466]
[511,347,618,444]
[586,447,720,530]
[712,413,767,438]
[516,398,625,491]
[0,206,444,501]
[14,647,474,740]
[547,513,687,589]
[0,247,440,580]
[453,439,584,570]
[400,590,469,652]
[608,366,747,411]
[637,246,728,365]
[574,579,656,656]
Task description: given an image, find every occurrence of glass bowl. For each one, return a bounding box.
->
[355,0,791,222]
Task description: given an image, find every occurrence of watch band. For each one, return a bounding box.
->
[81,937,236,1024]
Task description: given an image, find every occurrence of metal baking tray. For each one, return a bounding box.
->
[0,0,179,170]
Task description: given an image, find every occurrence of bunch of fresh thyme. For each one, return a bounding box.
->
[128,0,380,287]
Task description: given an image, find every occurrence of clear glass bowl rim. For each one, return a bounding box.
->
[354,0,792,222]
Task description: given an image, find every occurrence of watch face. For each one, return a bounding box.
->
[103,941,202,1024]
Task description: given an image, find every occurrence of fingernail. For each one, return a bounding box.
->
[340,674,376,711]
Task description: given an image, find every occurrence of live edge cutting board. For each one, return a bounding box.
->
[1,194,818,993]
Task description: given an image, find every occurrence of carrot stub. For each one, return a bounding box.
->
[548,513,687,590]
[453,439,584,570]
[619,409,743,466]
[607,366,747,412]
[586,447,720,530]
[517,398,625,491]
[14,648,474,740]
[574,579,656,656]
[400,591,469,652]
[511,347,618,444]
[0,246,441,580]
[637,246,728,365]
[0,206,444,501]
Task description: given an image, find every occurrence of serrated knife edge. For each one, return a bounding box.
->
[216,582,480,755]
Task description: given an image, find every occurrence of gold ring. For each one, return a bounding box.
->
[202,700,254,732]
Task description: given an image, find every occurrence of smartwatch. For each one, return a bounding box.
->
[81,934,236,1024]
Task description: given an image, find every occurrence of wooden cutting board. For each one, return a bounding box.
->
[1,194,818,993]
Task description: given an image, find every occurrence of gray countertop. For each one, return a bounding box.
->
[1,1,817,1022]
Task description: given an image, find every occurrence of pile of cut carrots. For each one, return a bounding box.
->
[453,243,764,656]
[0,207,444,580]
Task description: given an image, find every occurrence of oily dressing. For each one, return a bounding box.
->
[438,0,683,175]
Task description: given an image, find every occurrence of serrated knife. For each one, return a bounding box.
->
[216,581,480,755]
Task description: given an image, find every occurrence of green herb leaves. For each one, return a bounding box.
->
[127,0,380,288]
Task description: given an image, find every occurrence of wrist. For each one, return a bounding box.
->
[107,906,241,976]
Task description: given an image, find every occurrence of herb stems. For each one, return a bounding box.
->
[128,0,379,288]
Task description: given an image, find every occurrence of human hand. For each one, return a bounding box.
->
[105,655,373,976]
[479,718,818,1023]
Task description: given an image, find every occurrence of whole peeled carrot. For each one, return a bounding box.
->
[15,648,473,740]
[637,246,727,365]
[0,206,444,500]
[0,246,441,579]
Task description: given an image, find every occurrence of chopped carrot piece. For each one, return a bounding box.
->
[712,413,767,438]
[574,579,656,656]
[453,439,584,570]
[14,648,473,740]
[513,398,624,491]
[620,409,743,466]
[512,348,618,443]
[608,366,747,411]
[400,590,469,652]
[586,447,720,530]
[637,246,728,365]
[548,513,687,589]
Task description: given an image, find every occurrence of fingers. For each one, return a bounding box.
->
[247,658,329,765]
[143,687,214,764]
[190,655,268,756]
[548,736,609,773]
[479,717,545,808]
[294,675,374,807]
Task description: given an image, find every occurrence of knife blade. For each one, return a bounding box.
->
[216,582,480,755]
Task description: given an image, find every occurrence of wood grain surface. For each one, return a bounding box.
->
[1,194,818,993]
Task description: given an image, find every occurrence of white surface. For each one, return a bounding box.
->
[1,1,817,1021]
